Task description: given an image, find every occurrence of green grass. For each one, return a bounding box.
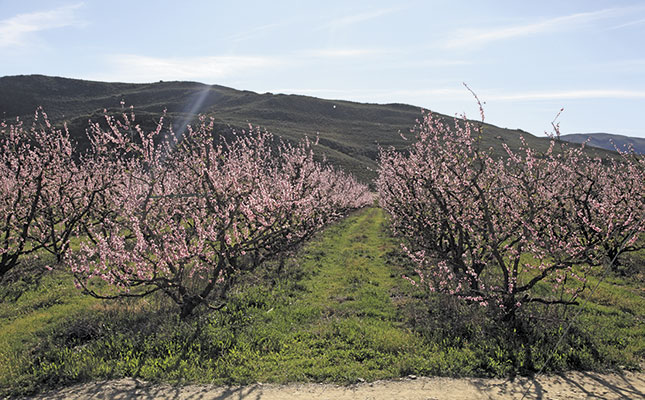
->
[0,208,643,396]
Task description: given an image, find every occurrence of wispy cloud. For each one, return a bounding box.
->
[303,48,386,58]
[270,88,370,96]
[487,89,645,101]
[388,88,469,97]
[608,17,645,30]
[444,8,625,48]
[225,22,286,43]
[574,58,645,73]
[91,54,283,82]
[91,47,409,83]
[0,3,84,47]
[321,8,398,30]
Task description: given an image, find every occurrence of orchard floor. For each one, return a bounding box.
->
[30,371,645,400]
[2,208,644,398]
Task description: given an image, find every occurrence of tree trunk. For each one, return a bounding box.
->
[180,297,200,319]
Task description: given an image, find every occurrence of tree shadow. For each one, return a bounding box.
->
[0,256,54,302]
[33,379,263,400]
[471,375,546,399]
[575,371,645,399]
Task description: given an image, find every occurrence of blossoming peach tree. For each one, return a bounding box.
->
[377,111,644,321]
[68,108,372,318]
[0,109,112,280]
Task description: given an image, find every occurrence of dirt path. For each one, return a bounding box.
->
[31,371,645,399]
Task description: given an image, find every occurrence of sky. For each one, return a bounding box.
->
[1,0,645,138]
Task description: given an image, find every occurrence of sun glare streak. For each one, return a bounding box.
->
[168,85,214,151]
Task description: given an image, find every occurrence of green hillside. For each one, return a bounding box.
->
[1,74,613,182]
[560,133,645,154]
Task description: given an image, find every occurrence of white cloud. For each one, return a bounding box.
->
[91,54,283,83]
[304,48,386,58]
[406,59,471,67]
[321,8,398,30]
[487,89,645,101]
[388,88,469,97]
[272,87,645,108]
[94,47,394,83]
[88,47,395,83]
[443,8,625,49]
[225,22,286,43]
[0,3,84,47]
[608,17,645,30]
[270,88,368,96]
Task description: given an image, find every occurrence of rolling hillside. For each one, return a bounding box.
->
[0,75,615,182]
[560,133,645,154]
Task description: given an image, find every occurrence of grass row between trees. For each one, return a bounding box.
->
[0,207,643,396]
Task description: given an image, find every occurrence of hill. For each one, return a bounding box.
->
[559,133,645,154]
[0,74,615,182]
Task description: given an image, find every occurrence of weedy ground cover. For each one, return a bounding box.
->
[0,208,643,396]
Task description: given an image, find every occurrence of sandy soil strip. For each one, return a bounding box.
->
[28,371,644,400]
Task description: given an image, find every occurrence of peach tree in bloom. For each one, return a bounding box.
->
[377,111,644,321]
[0,109,111,280]
[70,109,372,318]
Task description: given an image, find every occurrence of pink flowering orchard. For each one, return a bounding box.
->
[377,111,644,320]
[69,108,372,317]
[0,109,111,279]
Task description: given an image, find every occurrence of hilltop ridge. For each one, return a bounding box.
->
[0,74,615,181]
[559,132,645,154]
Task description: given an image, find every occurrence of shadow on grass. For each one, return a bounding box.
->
[0,256,54,302]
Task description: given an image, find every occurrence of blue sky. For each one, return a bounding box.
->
[1,0,645,138]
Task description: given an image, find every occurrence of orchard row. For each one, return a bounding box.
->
[0,107,372,317]
[378,110,644,320]
[2,105,643,319]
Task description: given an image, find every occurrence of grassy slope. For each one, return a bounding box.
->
[559,133,645,154]
[0,208,643,396]
[0,75,617,183]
